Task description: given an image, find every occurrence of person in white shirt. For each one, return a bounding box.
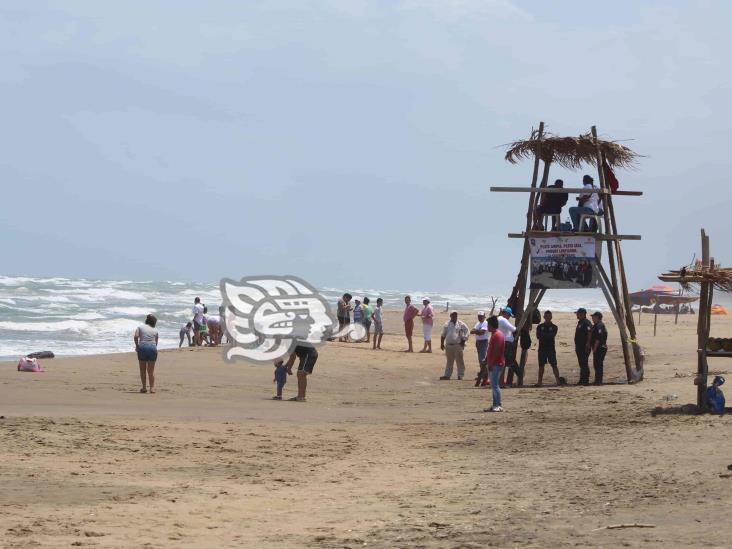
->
[372,298,384,350]
[439,311,470,380]
[471,311,490,386]
[498,306,521,387]
[191,297,205,346]
[569,174,601,232]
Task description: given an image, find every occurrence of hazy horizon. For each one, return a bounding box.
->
[2,1,730,294]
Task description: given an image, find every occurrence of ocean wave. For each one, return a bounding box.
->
[104,306,155,316]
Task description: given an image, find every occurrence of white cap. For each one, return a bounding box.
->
[477,310,486,316]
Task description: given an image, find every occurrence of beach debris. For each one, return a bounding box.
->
[593,523,656,531]
[662,394,679,402]
[25,350,55,359]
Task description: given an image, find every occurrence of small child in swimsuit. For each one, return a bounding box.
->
[272,358,292,400]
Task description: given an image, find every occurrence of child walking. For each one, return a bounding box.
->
[272,359,291,400]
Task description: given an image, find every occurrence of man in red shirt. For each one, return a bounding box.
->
[403,295,420,352]
[485,315,506,412]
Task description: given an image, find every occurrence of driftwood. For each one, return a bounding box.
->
[593,523,656,531]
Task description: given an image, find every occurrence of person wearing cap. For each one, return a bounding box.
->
[498,307,521,387]
[419,297,435,353]
[590,311,608,385]
[471,311,490,386]
[403,295,420,352]
[569,174,601,232]
[439,311,469,380]
[574,308,592,385]
[534,178,569,231]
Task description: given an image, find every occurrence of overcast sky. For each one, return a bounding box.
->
[1,1,730,293]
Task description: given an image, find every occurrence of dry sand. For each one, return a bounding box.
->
[1,310,731,548]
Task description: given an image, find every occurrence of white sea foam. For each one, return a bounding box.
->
[104,306,155,316]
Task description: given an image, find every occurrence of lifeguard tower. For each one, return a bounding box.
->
[491,123,644,382]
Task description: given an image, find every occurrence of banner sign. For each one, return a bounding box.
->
[529,236,599,289]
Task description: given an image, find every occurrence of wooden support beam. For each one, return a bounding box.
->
[696,229,710,408]
[596,262,634,382]
[507,232,641,241]
[515,288,546,334]
[508,122,545,321]
[491,186,642,196]
[592,125,634,380]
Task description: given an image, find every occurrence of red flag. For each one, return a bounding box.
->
[603,159,619,193]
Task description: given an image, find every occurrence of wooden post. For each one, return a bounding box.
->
[653,311,658,336]
[674,303,680,325]
[696,229,710,407]
[596,263,633,381]
[592,126,632,377]
[510,122,544,324]
[598,146,640,373]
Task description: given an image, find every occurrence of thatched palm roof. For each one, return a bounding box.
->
[659,265,732,293]
[504,129,641,169]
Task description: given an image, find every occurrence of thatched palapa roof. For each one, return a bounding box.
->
[504,129,641,170]
[659,265,732,293]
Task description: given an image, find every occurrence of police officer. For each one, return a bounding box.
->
[590,311,608,385]
[574,308,592,385]
[536,310,562,386]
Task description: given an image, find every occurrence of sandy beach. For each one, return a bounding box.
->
[1,310,731,548]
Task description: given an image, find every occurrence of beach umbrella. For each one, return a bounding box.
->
[711,304,729,316]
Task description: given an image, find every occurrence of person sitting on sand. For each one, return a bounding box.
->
[403,295,420,352]
[372,297,384,350]
[419,297,434,353]
[179,322,193,348]
[278,343,318,402]
[134,314,159,394]
[272,358,291,400]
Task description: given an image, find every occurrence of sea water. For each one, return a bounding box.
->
[0,275,613,360]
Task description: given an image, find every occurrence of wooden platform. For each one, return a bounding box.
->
[700,350,732,358]
[508,231,641,241]
[490,186,643,196]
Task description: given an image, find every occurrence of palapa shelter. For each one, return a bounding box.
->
[492,122,644,383]
[659,229,732,408]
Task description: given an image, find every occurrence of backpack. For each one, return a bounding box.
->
[531,309,541,324]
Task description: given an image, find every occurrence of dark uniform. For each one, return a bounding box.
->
[574,318,592,385]
[536,321,558,367]
[589,321,608,384]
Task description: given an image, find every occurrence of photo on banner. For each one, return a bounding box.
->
[529,236,600,290]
